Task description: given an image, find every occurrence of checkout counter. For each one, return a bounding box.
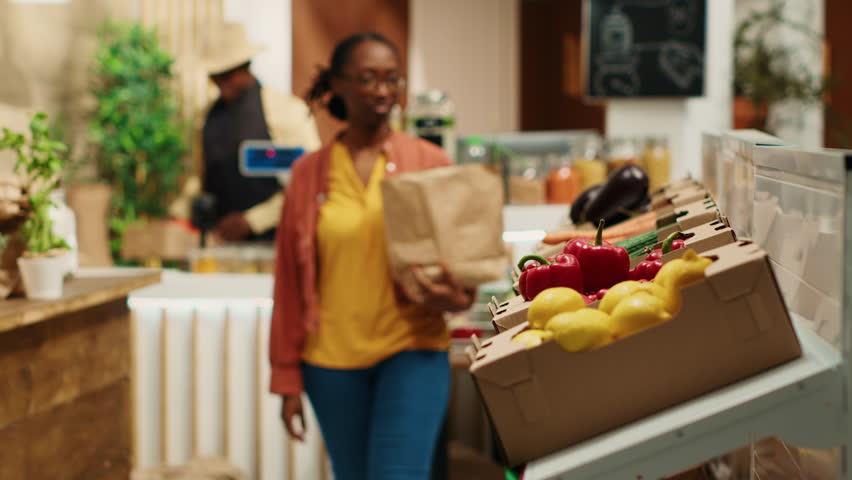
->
[0,270,160,480]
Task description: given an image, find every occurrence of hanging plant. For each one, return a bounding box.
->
[89,22,187,259]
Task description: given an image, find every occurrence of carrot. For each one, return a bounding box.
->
[542,211,658,245]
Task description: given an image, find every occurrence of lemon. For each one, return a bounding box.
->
[654,249,713,290]
[610,292,672,338]
[637,281,681,315]
[598,280,642,314]
[527,287,586,329]
[511,329,554,349]
[601,279,682,315]
[545,308,613,352]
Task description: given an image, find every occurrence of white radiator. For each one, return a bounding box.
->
[129,272,330,480]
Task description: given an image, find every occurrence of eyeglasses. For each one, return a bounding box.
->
[345,73,406,92]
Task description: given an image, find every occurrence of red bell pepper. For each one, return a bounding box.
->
[517,260,541,300]
[629,257,662,281]
[629,232,686,281]
[566,219,630,293]
[517,253,584,301]
[645,232,686,261]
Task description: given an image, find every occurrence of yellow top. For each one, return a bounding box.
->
[303,143,448,368]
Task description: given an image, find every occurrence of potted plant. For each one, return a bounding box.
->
[0,112,71,299]
[89,22,187,262]
[733,0,829,132]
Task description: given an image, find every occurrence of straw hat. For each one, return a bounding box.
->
[201,23,265,76]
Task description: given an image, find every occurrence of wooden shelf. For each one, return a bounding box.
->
[0,268,161,334]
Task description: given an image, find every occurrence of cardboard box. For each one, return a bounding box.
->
[629,219,737,268]
[471,241,802,466]
[657,198,721,233]
[491,297,531,333]
[653,187,713,216]
[651,178,704,196]
[496,219,737,333]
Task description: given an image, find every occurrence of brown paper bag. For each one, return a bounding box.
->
[381,164,506,297]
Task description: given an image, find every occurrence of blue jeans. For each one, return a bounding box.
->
[303,350,450,480]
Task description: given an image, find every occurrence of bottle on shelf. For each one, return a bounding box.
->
[546,153,581,204]
[641,136,671,193]
[605,137,640,174]
[573,137,607,190]
[408,90,457,160]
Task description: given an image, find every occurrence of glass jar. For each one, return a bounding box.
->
[508,155,546,205]
[546,153,581,204]
[189,248,218,273]
[408,90,456,160]
[605,137,640,174]
[239,247,260,274]
[48,189,77,275]
[257,247,276,274]
[641,136,671,192]
[573,137,607,190]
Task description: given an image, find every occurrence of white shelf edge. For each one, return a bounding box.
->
[525,319,845,480]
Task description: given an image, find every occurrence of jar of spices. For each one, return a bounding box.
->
[641,136,671,193]
[573,137,607,190]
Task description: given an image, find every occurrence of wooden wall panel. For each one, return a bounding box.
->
[292,0,409,142]
[0,299,130,428]
[0,381,131,480]
[825,0,852,148]
[0,300,131,480]
[520,0,605,133]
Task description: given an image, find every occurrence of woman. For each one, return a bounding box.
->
[269,32,474,480]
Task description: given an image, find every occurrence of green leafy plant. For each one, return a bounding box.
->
[89,22,186,258]
[734,0,829,131]
[0,113,70,255]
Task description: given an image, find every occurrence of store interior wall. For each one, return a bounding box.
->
[0,0,138,173]
[223,0,292,96]
[408,0,519,136]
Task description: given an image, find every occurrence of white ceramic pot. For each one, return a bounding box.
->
[17,254,67,300]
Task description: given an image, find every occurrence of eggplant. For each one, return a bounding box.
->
[581,164,649,225]
[570,184,603,224]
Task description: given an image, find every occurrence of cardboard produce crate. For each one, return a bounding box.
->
[653,187,713,216]
[651,178,705,197]
[657,198,721,233]
[471,241,802,466]
[496,218,737,333]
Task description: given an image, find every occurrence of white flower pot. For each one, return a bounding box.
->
[17,254,67,300]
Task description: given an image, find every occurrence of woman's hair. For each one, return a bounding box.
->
[305,32,400,121]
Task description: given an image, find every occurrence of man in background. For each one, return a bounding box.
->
[175,22,320,242]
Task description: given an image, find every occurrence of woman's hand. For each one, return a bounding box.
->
[280,394,306,442]
[405,263,476,313]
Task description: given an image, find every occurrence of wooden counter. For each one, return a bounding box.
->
[0,270,161,480]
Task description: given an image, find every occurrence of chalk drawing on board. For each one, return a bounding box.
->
[595,5,640,95]
[658,41,703,89]
[668,0,698,36]
[600,6,635,64]
[594,66,641,95]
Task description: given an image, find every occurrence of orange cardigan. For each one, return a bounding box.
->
[269,131,452,395]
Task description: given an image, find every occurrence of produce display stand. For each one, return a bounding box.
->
[520,146,852,479]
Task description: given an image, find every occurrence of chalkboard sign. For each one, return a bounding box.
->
[584,0,706,98]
